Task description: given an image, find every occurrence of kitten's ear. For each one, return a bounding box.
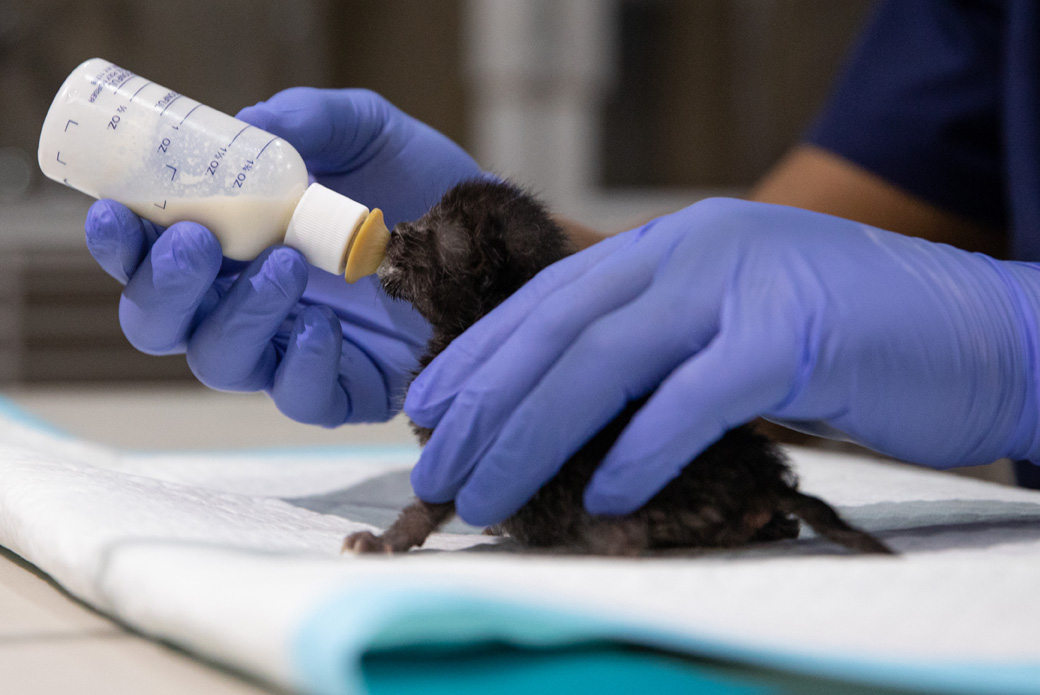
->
[435,221,472,269]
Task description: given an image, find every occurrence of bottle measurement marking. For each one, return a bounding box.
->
[207,146,228,175]
[165,164,177,180]
[58,120,78,170]
[228,125,251,147]
[174,103,202,130]
[255,136,279,160]
[158,94,184,117]
[233,159,254,189]
[108,104,127,130]
[90,65,136,101]
[129,81,153,101]
[106,71,139,95]
[107,73,147,102]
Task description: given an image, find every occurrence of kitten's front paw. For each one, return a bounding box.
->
[342,531,396,554]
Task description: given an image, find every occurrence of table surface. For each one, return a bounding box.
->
[0,385,1016,694]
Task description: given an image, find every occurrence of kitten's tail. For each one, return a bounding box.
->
[779,491,895,555]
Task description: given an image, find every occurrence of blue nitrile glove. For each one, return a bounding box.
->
[404,198,1040,525]
[85,88,484,424]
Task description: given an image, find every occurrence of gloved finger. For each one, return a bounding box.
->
[187,246,309,392]
[304,269,429,422]
[405,228,641,429]
[270,305,350,427]
[118,221,223,355]
[583,308,803,516]
[236,87,392,174]
[446,284,716,526]
[85,199,162,284]
[335,336,398,424]
[409,230,677,508]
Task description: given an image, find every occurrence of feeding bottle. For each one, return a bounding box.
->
[37,58,388,282]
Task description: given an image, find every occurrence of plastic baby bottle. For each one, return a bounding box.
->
[38,58,388,282]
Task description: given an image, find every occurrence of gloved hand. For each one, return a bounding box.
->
[86,88,485,425]
[404,198,1040,525]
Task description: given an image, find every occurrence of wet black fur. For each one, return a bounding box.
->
[344,180,892,556]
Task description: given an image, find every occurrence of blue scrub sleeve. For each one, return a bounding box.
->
[806,0,1007,230]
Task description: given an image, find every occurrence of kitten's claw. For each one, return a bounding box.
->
[342,531,395,555]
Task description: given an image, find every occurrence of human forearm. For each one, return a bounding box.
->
[750,145,1007,258]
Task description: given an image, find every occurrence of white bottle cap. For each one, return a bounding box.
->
[285,183,370,275]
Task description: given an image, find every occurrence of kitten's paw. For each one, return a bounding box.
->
[342,531,396,555]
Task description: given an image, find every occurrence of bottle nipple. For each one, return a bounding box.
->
[285,183,389,281]
[344,208,390,283]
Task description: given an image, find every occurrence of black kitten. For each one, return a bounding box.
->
[344,180,892,556]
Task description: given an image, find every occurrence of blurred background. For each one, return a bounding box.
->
[0,0,874,387]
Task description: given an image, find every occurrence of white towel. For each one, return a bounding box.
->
[0,402,1038,694]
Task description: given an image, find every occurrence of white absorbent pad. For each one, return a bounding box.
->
[0,401,1038,695]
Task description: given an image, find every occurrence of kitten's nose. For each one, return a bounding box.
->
[375,255,397,284]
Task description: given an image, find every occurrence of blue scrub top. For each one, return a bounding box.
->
[807,0,1040,255]
[806,0,1040,486]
